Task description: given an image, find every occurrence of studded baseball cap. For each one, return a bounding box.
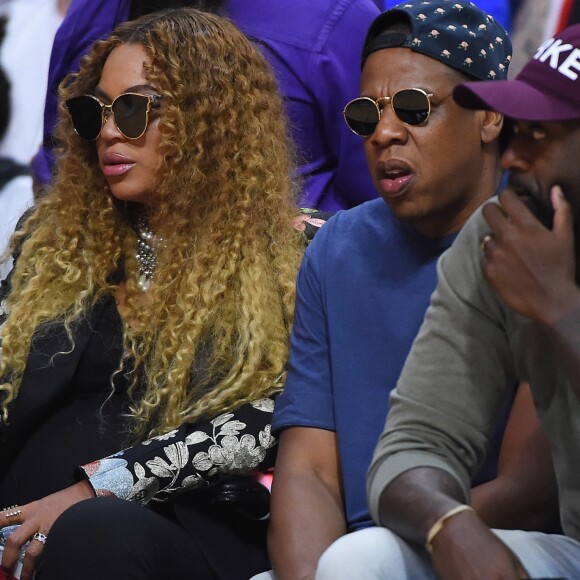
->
[454,24,580,121]
[362,0,512,81]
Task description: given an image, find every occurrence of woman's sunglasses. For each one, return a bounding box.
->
[343,88,435,137]
[65,92,162,141]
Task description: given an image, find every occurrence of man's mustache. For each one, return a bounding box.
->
[505,173,540,199]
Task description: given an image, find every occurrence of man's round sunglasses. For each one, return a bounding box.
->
[343,88,435,137]
[65,92,162,141]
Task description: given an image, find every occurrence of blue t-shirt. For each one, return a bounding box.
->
[273,198,508,530]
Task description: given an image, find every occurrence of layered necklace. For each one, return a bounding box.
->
[134,215,162,292]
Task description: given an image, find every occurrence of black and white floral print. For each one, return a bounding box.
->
[82,398,278,504]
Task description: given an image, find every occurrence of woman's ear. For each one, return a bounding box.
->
[480,110,504,144]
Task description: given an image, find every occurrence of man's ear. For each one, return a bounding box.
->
[480,110,503,144]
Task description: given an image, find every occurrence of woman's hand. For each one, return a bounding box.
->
[0,480,95,579]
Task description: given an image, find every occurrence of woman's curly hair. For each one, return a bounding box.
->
[0,8,303,438]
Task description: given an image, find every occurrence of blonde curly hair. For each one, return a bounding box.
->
[0,8,303,438]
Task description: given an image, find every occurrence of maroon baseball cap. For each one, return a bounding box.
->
[453,24,580,121]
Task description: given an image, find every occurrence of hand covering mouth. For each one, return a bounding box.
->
[506,174,554,228]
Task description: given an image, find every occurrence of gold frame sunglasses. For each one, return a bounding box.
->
[65,92,162,141]
[343,88,435,136]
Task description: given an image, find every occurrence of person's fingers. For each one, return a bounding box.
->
[497,188,541,228]
[20,534,46,580]
[1,523,29,570]
[551,185,573,241]
[0,507,23,572]
[482,201,509,237]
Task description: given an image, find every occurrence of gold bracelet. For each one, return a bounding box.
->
[425,504,474,554]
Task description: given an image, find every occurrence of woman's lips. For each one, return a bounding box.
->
[102,162,135,177]
[101,152,135,177]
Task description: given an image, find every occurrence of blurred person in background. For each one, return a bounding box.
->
[510,0,580,76]
[0,0,70,165]
[0,16,33,281]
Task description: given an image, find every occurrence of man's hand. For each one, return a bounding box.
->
[481,186,580,326]
[0,480,94,579]
[431,509,528,580]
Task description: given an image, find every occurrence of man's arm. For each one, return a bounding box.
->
[269,220,344,578]
[377,469,527,580]
[269,426,346,580]
[377,386,557,579]
[471,382,559,532]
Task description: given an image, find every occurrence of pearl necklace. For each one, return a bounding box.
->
[134,216,161,292]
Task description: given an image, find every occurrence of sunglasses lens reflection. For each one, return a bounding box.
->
[392,89,430,126]
[113,94,150,139]
[344,98,379,137]
[66,96,103,141]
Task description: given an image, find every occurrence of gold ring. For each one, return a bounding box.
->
[5,509,22,525]
[480,234,493,253]
[32,532,48,545]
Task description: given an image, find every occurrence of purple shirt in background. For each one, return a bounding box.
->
[226,0,380,210]
[33,0,380,211]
